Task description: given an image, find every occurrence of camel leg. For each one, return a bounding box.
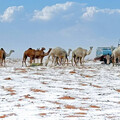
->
[72,55,76,66]
[58,57,62,66]
[30,57,33,65]
[75,57,80,66]
[51,56,54,65]
[112,55,116,66]
[37,58,39,63]
[40,57,43,64]
[80,57,82,65]
[74,58,77,66]
[71,55,76,66]
[1,59,5,67]
[45,55,50,66]
[3,59,5,67]
[66,57,68,66]
[22,60,26,67]
[22,61,24,67]
[22,55,27,67]
[54,56,58,66]
[25,58,27,67]
[82,57,85,65]
[22,58,27,67]
[71,57,74,66]
[112,58,114,66]
[74,57,78,66]
[62,57,66,66]
[55,57,58,66]
[114,57,116,66]
[33,59,35,63]
[0,59,2,66]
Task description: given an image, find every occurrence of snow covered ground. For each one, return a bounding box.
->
[0,59,120,120]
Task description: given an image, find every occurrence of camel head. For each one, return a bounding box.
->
[68,49,72,52]
[48,48,52,53]
[41,47,46,51]
[1,48,4,51]
[49,48,52,51]
[90,46,93,50]
[86,46,93,55]
[10,50,15,53]
[67,49,72,56]
[45,48,52,56]
[5,50,15,57]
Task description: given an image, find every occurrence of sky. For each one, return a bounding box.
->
[0,0,120,59]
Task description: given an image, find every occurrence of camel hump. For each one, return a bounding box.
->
[29,48,32,50]
[1,48,4,50]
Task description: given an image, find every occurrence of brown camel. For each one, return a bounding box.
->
[22,48,36,67]
[40,48,52,64]
[22,47,51,66]
[35,48,52,64]
[0,48,6,66]
[34,47,46,64]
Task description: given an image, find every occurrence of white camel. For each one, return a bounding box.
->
[71,47,93,66]
[45,47,72,66]
[6,50,15,57]
[111,46,120,66]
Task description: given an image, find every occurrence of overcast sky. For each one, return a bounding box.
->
[0,0,120,59]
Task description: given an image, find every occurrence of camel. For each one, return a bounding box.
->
[111,46,120,66]
[0,48,14,66]
[39,48,52,64]
[0,48,6,66]
[22,47,51,66]
[56,48,72,65]
[35,47,46,63]
[35,48,52,64]
[22,48,36,66]
[45,47,72,66]
[71,47,93,66]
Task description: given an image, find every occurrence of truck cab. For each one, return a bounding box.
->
[94,47,116,63]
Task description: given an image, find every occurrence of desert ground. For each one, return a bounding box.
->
[0,59,120,120]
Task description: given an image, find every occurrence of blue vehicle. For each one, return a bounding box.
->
[96,47,112,57]
[94,47,116,63]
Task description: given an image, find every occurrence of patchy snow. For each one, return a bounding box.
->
[0,59,120,120]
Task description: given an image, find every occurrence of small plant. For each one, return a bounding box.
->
[30,63,43,67]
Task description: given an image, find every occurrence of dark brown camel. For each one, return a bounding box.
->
[0,48,6,66]
[22,48,36,66]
